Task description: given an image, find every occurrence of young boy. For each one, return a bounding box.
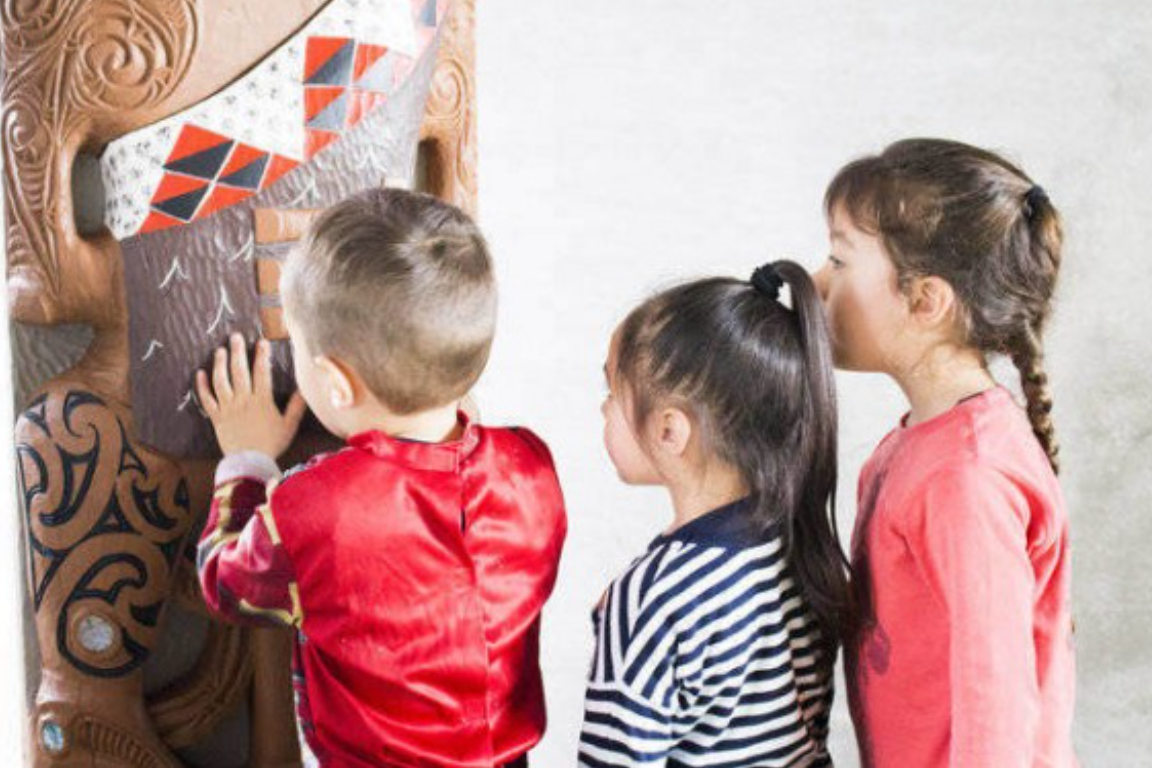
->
[195,189,567,768]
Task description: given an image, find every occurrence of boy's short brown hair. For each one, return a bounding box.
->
[281,188,496,414]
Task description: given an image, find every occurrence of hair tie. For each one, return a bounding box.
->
[1024,185,1048,219]
[750,263,784,301]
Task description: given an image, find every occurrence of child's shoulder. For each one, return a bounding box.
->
[473,423,559,471]
[888,440,1062,544]
[876,388,1047,492]
[274,446,361,494]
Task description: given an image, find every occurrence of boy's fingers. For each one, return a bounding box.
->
[252,339,272,394]
[284,391,308,429]
[195,370,219,416]
[212,347,233,402]
[229,333,252,394]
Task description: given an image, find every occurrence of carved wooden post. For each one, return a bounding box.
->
[5,0,477,765]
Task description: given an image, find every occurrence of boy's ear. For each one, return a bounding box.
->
[315,355,359,410]
[907,275,958,331]
[652,406,693,459]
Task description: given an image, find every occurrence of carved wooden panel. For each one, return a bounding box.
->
[421,0,477,215]
[4,0,478,765]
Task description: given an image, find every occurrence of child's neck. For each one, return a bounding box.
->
[894,344,996,427]
[353,401,463,443]
[665,463,749,535]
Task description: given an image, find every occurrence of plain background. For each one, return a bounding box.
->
[3,1,1151,766]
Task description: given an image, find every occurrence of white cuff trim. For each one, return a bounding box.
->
[216,451,282,486]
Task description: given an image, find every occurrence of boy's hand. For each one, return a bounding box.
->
[196,333,308,458]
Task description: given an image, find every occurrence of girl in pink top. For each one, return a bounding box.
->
[812,139,1077,768]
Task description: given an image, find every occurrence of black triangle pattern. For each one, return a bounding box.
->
[164,140,235,180]
[218,154,270,190]
[154,186,210,221]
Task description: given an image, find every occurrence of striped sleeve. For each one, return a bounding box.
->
[579,546,682,767]
[197,451,303,629]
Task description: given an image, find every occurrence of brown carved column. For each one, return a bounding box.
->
[17,384,192,767]
[421,0,478,215]
[5,0,479,764]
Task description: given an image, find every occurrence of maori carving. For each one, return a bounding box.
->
[2,0,199,326]
[18,389,191,678]
[421,0,477,214]
[4,0,478,764]
[18,385,192,766]
[148,620,254,749]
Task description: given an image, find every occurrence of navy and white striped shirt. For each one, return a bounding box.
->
[579,499,834,767]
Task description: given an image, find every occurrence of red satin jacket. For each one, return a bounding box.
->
[198,416,567,767]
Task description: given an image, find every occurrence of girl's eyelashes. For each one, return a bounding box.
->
[828,254,846,269]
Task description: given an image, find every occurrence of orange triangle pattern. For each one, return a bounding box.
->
[164,125,231,164]
[142,126,304,234]
[264,155,300,187]
[140,16,450,235]
[139,210,186,235]
[304,36,353,83]
[152,173,209,204]
[305,129,340,159]
[219,143,267,179]
[198,185,255,218]
[304,86,347,124]
[354,44,389,83]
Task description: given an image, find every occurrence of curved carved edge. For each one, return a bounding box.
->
[33,701,181,768]
[2,0,199,325]
[16,381,194,766]
[147,621,254,750]
[420,0,477,215]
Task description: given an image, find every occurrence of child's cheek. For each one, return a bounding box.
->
[603,417,646,484]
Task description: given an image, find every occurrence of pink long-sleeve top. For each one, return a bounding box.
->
[847,386,1077,768]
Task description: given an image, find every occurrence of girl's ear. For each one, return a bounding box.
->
[315,355,359,410]
[907,275,958,331]
[653,406,693,458]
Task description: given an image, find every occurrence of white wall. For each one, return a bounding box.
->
[473,1,1152,765]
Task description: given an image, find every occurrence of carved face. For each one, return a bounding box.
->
[4,0,459,457]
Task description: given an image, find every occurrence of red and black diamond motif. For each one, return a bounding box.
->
[141,126,299,234]
[161,125,235,180]
[218,144,272,189]
[138,4,450,235]
[150,173,211,223]
[303,37,399,160]
[305,37,356,87]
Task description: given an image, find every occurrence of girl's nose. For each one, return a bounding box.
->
[811,263,830,300]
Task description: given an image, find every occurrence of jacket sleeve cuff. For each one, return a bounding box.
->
[215,451,282,486]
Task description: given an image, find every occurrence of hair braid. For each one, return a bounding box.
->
[1010,324,1060,474]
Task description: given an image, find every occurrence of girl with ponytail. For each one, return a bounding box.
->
[814,138,1076,768]
[578,262,850,767]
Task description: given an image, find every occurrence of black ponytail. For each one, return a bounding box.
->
[614,261,854,665]
[772,261,854,648]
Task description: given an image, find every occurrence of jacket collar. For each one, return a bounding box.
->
[346,411,481,473]
[649,497,763,551]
